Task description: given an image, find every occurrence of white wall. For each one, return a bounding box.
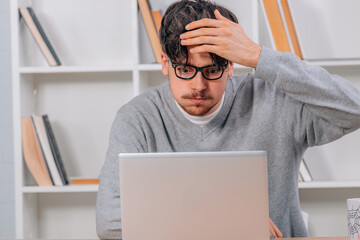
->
[0,0,15,238]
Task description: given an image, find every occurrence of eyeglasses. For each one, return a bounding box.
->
[168,57,228,80]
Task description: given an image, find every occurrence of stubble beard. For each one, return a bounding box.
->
[179,91,219,116]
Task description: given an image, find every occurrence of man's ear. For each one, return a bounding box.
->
[228,61,234,77]
[161,51,169,76]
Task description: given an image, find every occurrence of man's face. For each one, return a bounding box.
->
[161,48,234,117]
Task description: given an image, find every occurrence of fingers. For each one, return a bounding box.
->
[180,35,222,47]
[269,218,283,238]
[185,18,221,31]
[269,218,276,236]
[214,9,227,20]
[180,28,220,40]
[187,44,219,55]
[185,9,229,31]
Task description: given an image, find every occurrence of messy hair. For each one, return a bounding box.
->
[160,0,238,66]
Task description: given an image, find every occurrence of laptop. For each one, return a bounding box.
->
[119,151,269,240]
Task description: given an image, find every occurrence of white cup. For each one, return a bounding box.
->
[347,198,360,240]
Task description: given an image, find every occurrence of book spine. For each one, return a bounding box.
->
[138,0,162,63]
[299,158,312,182]
[30,116,54,185]
[152,10,162,34]
[71,178,100,185]
[261,0,291,52]
[279,0,303,59]
[27,7,61,66]
[43,115,69,185]
[32,115,63,186]
[19,7,59,66]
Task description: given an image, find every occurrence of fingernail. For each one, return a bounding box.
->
[180,34,185,38]
[185,25,190,30]
[181,40,186,44]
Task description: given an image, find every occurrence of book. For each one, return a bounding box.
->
[19,7,61,66]
[32,115,64,186]
[259,0,291,52]
[298,173,303,182]
[152,10,162,33]
[43,115,69,185]
[278,0,303,59]
[22,118,53,186]
[299,158,313,182]
[138,0,162,63]
[71,178,100,185]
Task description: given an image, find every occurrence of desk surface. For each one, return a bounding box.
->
[6,238,349,240]
[283,237,347,240]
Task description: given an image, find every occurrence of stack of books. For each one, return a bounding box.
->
[22,115,68,186]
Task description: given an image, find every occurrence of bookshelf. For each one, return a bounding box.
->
[10,0,360,238]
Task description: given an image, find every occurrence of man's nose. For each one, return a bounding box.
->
[190,71,207,91]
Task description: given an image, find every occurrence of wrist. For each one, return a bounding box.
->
[249,44,262,69]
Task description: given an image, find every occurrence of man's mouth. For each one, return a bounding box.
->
[189,97,207,100]
[188,97,208,103]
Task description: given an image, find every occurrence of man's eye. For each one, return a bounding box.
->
[178,67,193,74]
[205,67,221,74]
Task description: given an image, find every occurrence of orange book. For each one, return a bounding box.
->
[261,0,291,52]
[22,118,53,186]
[279,0,303,59]
[138,0,162,63]
[71,178,100,185]
[152,10,162,33]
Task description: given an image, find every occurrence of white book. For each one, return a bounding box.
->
[287,0,360,61]
[299,159,312,182]
[32,115,63,186]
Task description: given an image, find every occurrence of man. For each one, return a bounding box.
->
[96,0,360,239]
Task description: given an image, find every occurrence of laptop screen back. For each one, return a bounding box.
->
[119,151,269,240]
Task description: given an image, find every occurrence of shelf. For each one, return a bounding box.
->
[137,63,251,71]
[22,185,99,193]
[19,65,134,74]
[298,181,360,189]
[19,60,359,74]
[304,59,360,67]
[138,64,163,71]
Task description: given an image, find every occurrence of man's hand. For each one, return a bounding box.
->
[180,9,262,69]
[269,218,283,238]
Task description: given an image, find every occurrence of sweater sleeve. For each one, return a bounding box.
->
[96,109,147,240]
[254,47,360,147]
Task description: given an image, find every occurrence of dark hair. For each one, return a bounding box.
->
[160,0,238,66]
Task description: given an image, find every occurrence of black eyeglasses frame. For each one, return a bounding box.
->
[167,57,228,80]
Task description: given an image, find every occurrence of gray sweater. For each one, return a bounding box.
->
[96,47,360,239]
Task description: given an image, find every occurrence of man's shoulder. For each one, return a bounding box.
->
[231,72,284,101]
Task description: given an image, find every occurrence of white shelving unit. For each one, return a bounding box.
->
[299,181,360,189]
[11,0,360,238]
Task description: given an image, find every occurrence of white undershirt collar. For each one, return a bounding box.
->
[175,92,225,127]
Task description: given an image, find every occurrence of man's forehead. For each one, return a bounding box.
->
[180,48,213,66]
